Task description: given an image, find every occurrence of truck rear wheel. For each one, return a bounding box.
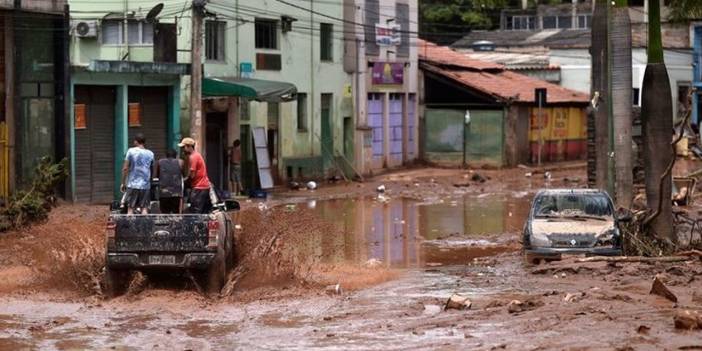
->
[104,267,132,298]
[206,251,226,295]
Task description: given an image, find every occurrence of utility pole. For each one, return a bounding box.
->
[190,0,206,152]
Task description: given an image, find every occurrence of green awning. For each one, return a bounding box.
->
[202,77,297,102]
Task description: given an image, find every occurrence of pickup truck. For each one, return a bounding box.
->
[104,198,239,297]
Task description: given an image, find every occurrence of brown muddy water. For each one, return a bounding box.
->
[0,193,538,350]
[303,193,531,268]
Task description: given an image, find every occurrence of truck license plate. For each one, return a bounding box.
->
[148,255,176,265]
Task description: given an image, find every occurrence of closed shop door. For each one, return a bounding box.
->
[74,85,116,203]
[128,86,169,160]
[465,110,504,166]
[368,93,384,169]
[388,94,404,167]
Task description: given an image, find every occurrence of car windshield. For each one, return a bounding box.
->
[533,193,612,219]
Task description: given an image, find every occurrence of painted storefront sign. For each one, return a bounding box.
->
[529,107,587,162]
[372,62,403,85]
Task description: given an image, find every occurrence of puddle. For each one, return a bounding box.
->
[299,194,532,268]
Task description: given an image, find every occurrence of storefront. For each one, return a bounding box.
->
[70,61,186,203]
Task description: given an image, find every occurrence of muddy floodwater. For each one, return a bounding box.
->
[2,188,702,350]
[303,194,530,268]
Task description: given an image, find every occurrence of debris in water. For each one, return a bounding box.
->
[376,185,386,193]
[636,325,651,334]
[507,300,524,313]
[650,275,678,303]
[674,310,701,330]
[445,294,472,310]
[307,181,317,190]
[363,258,383,268]
[507,299,542,313]
[377,194,391,203]
[325,283,343,295]
[544,172,552,180]
[525,172,533,178]
[471,173,486,183]
[564,292,585,303]
[257,203,269,211]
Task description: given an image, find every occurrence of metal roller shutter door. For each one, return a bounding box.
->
[128,86,169,160]
[74,85,116,203]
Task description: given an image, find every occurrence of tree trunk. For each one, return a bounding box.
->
[591,0,609,191]
[642,0,675,242]
[611,7,633,208]
[641,64,674,241]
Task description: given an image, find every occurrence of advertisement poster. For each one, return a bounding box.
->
[371,62,404,85]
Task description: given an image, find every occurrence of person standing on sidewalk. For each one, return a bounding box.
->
[229,139,243,196]
[178,137,212,214]
[121,133,155,214]
[156,149,185,214]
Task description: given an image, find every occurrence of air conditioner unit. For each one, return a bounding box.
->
[72,20,98,38]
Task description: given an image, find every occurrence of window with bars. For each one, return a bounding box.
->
[255,18,278,49]
[396,2,410,57]
[577,15,592,29]
[557,15,572,29]
[509,16,535,30]
[542,16,557,29]
[320,23,333,61]
[206,20,226,61]
[102,20,153,45]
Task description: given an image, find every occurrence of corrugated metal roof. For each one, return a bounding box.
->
[418,40,588,105]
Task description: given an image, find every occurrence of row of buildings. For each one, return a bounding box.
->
[1,0,698,203]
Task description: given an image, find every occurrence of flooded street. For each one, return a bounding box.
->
[1,167,702,350]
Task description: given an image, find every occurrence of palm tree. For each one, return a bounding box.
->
[590,0,609,191]
[641,0,674,241]
[611,0,633,209]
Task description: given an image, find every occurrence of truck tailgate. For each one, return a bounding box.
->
[111,214,212,252]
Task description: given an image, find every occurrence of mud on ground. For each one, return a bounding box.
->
[1,164,702,349]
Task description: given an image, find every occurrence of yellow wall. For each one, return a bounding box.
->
[528,107,587,142]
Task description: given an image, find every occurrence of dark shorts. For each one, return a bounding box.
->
[230,164,241,182]
[125,188,150,210]
[188,188,212,214]
[159,197,181,214]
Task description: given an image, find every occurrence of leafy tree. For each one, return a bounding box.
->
[667,0,702,22]
[419,0,511,43]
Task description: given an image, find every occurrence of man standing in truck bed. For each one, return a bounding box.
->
[121,133,154,214]
[178,137,212,214]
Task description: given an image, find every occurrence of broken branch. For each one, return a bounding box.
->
[576,256,692,263]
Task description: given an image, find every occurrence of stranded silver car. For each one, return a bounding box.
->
[522,189,623,263]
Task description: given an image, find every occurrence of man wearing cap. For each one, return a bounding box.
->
[178,137,212,213]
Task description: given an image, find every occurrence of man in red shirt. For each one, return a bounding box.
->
[178,137,212,214]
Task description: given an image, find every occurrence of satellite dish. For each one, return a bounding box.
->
[145,3,164,22]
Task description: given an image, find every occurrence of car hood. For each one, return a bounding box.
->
[531,218,614,237]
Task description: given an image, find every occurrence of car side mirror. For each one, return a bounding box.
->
[224,199,240,212]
